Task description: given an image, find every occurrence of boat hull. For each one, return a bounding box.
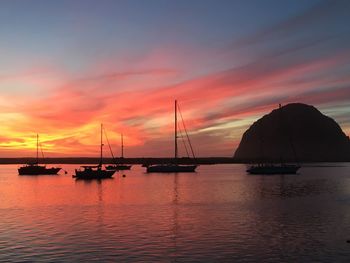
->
[18,165,61,175]
[106,165,132,171]
[247,165,300,175]
[147,164,197,173]
[73,169,115,179]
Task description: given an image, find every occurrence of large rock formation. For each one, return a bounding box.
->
[234,103,350,162]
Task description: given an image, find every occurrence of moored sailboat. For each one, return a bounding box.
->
[18,134,61,175]
[246,163,300,175]
[74,165,115,179]
[106,134,132,171]
[73,124,116,179]
[147,163,197,173]
[146,100,198,173]
[246,104,300,175]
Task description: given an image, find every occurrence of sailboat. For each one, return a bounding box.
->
[146,100,198,173]
[18,134,61,175]
[73,124,116,179]
[246,104,300,175]
[246,164,300,175]
[106,134,132,171]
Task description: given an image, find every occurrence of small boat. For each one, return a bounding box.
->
[147,163,197,173]
[106,164,132,171]
[106,134,132,171]
[246,164,300,175]
[74,165,115,179]
[247,104,300,175]
[146,100,198,173]
[18,134,61,175]
[73,124,116,179]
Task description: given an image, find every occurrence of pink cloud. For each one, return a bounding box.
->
[1,44,350,157]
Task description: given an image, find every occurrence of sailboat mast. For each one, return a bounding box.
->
[175,100,178,161]
[100,123,103,166]
[121,134,124,158]
[36,134,39,164]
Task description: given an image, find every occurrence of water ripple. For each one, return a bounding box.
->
[0,164,350,261]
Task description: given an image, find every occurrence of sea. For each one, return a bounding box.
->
[0,164,350,262]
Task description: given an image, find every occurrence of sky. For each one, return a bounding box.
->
[0,0,349,157]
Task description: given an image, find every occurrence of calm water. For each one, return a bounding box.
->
[1,164,350,262]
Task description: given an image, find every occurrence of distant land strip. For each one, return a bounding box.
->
[0,157,349,165]
[0,157,237,165]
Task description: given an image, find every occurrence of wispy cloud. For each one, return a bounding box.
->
[1,1,350,157]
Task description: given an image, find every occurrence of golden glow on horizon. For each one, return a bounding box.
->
[0,46,349,157]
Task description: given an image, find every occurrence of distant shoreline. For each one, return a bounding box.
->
[0,157,349,165]
[0,157,236,165]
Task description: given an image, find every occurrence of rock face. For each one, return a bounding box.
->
[234,103,350,162]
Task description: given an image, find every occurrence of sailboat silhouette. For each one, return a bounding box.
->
[18,134,61,175]
[146,100,197,173]
[73,124,116,179]
[106,134,132,171]
[247,104,300,175]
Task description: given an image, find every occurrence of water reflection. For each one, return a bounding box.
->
[0,164,350,261]
[172,174,179,261]
[96,181,105,235]
[254,173,337,199]
[75,178,106,202]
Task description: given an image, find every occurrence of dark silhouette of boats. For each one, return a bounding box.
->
[247,104,300,175]
[74,165,115,179]
[18,164,61,175]
[73,124,116,179]
[106,134,132,171]
[106,164,131,170]
[18,134,61,175]
[147,163,197,173]
[147,100,197,173]
[246,164,300,175]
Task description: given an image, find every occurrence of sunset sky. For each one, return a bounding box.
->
[0,0,349,157]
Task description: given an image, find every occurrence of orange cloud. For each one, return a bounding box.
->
[0,45,349,157]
